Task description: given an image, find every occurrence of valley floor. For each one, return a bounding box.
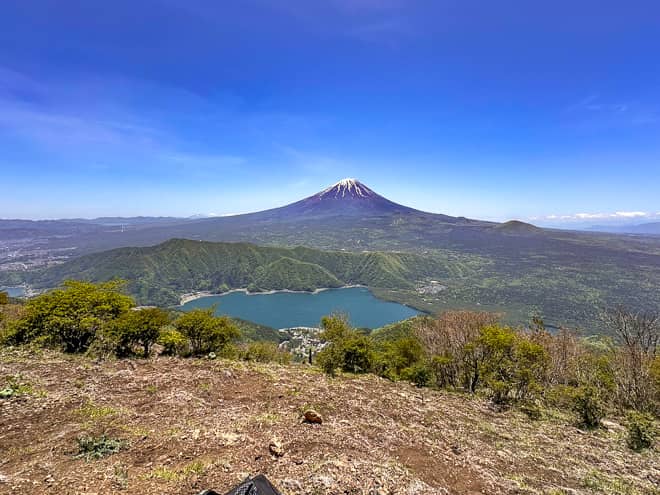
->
[1,350,657,495]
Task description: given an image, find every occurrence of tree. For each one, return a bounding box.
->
[317,314,375,376]
[604,306,659,354]
[341,334,374,374]
[374,337,425,381]
[603,306,659,412]
[10,280,133,353]
[465,325,549,404]
[414,310,500,390]
[109,307,170,356]
[0,292,8,305]
[174,308,240,356]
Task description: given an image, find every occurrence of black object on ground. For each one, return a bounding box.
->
[199,474,283,495]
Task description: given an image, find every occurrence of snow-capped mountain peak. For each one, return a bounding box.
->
[319,178,377,199]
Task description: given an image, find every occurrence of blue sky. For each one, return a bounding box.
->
[1,0,659,225]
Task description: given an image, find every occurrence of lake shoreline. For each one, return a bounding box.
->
[179,285,367,306]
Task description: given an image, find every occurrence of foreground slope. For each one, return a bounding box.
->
[1,350,657,495]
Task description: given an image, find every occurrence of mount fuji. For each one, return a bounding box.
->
[241,178,460,221]
[27,178,524,254]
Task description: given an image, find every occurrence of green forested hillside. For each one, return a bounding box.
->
[25,239,450,307]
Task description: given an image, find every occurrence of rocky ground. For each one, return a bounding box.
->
[1,349,658,495]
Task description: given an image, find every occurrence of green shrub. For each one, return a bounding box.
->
[466,325,549,404]
[9,280,133,353]
[157,328,188,355]
[107,307,170,357]
[174,308,240,356]
[373,337,425,381]
[573,386,605,429]
[520,402,543,420]
[241,341,291,364]
[341,335,374,374]
[317,314,375,376]
[545,385,579,410]
[401,363,431,387]
[626,411,655,451]
[0,374,35,399]
[76,435,124,460]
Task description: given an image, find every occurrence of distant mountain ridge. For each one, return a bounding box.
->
[587,222,660,235]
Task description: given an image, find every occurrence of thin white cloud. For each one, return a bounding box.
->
[535,211,658,222]
[614,211,648,218]
[566,94,658,129]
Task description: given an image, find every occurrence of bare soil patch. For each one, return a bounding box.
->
[1,350,657,494]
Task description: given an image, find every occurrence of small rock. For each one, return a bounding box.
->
[313,475,335,488]
[451,444,462,455]
[303,409,323,424]
[0,474,9,483]
[269,438,285,457]
[282,479,303,491]
[208,352,217,360]
[601,419,623,431]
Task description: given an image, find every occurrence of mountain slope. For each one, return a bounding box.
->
[26,239,450,306]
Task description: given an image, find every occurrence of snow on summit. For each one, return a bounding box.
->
[319,178,376,199]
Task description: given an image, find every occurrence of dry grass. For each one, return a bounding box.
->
[0,348,657,494]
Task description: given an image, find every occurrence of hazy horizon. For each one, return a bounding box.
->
[2,175,659,230]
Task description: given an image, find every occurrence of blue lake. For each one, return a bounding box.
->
[0,286,25,297]
[180,286,420,329]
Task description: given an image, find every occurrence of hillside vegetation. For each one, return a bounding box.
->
[20,239,451,307]
[5,231,659,333]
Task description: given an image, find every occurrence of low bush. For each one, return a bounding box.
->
[626,411,656,451]
[7,280,133,353]
[520,402,543,420]
[76,435,124,460]
[573,386,606,429]
[241,341,291,364]
[174,308,240,356]
[317,314,375,376]
[401,363,432,387]
[0,374,35,399]
[107,307,170,357]
[373,337,425,381]
[157,328,188,356]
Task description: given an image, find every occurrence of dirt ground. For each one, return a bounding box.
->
[1,349,658,494]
